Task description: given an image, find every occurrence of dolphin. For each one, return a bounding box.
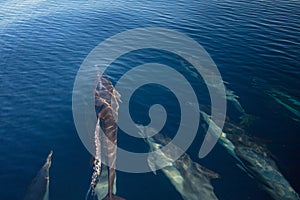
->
[138,126,220,200]
[252,77,300,122]
[226,130,300,200]
[200,111,300,200]
[235,145,300,200]
[23,150,53,200]
[268,89,300,121]
[87,74,124,200]
[183,64,246,116]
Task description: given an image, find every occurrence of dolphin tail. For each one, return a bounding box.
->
[102,194,125,200]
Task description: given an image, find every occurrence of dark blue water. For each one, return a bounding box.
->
[0,0,299,199]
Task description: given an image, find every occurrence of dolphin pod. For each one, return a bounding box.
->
[22,71,299,199]
[200,111,300,200]
[138,126,220,200]
[23,150,53,200]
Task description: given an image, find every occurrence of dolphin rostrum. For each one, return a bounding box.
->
[24,150,53,200]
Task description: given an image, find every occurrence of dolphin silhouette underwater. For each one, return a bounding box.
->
[23,150,53,200]
[87,75,125,200]
[200,110,300,200]
[225,125,300,200]
[138,126,220,200]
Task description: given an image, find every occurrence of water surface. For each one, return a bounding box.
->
[0,0,299,199]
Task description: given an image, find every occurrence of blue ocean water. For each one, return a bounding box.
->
[0,0,299,199]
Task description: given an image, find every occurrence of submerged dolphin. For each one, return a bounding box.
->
[138,126,219,200]
[183,64,246,116]
[226,131,300,200]
[24,150,53,200]
[252,78,300,122]
[200,111,300,200]
[268,89,300,121]
[87,75,124,200]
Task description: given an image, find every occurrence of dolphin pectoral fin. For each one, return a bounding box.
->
[102,194,125,200]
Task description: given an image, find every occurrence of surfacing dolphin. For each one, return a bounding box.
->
[87,74,124,200]
[24,150,53,200]
[138,126,220,200]
[200,111,300,200]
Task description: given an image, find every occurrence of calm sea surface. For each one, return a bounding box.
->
[0,0,299,199]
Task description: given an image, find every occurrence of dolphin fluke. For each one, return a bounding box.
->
[102,194,125,200]
[24,150,53,200]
